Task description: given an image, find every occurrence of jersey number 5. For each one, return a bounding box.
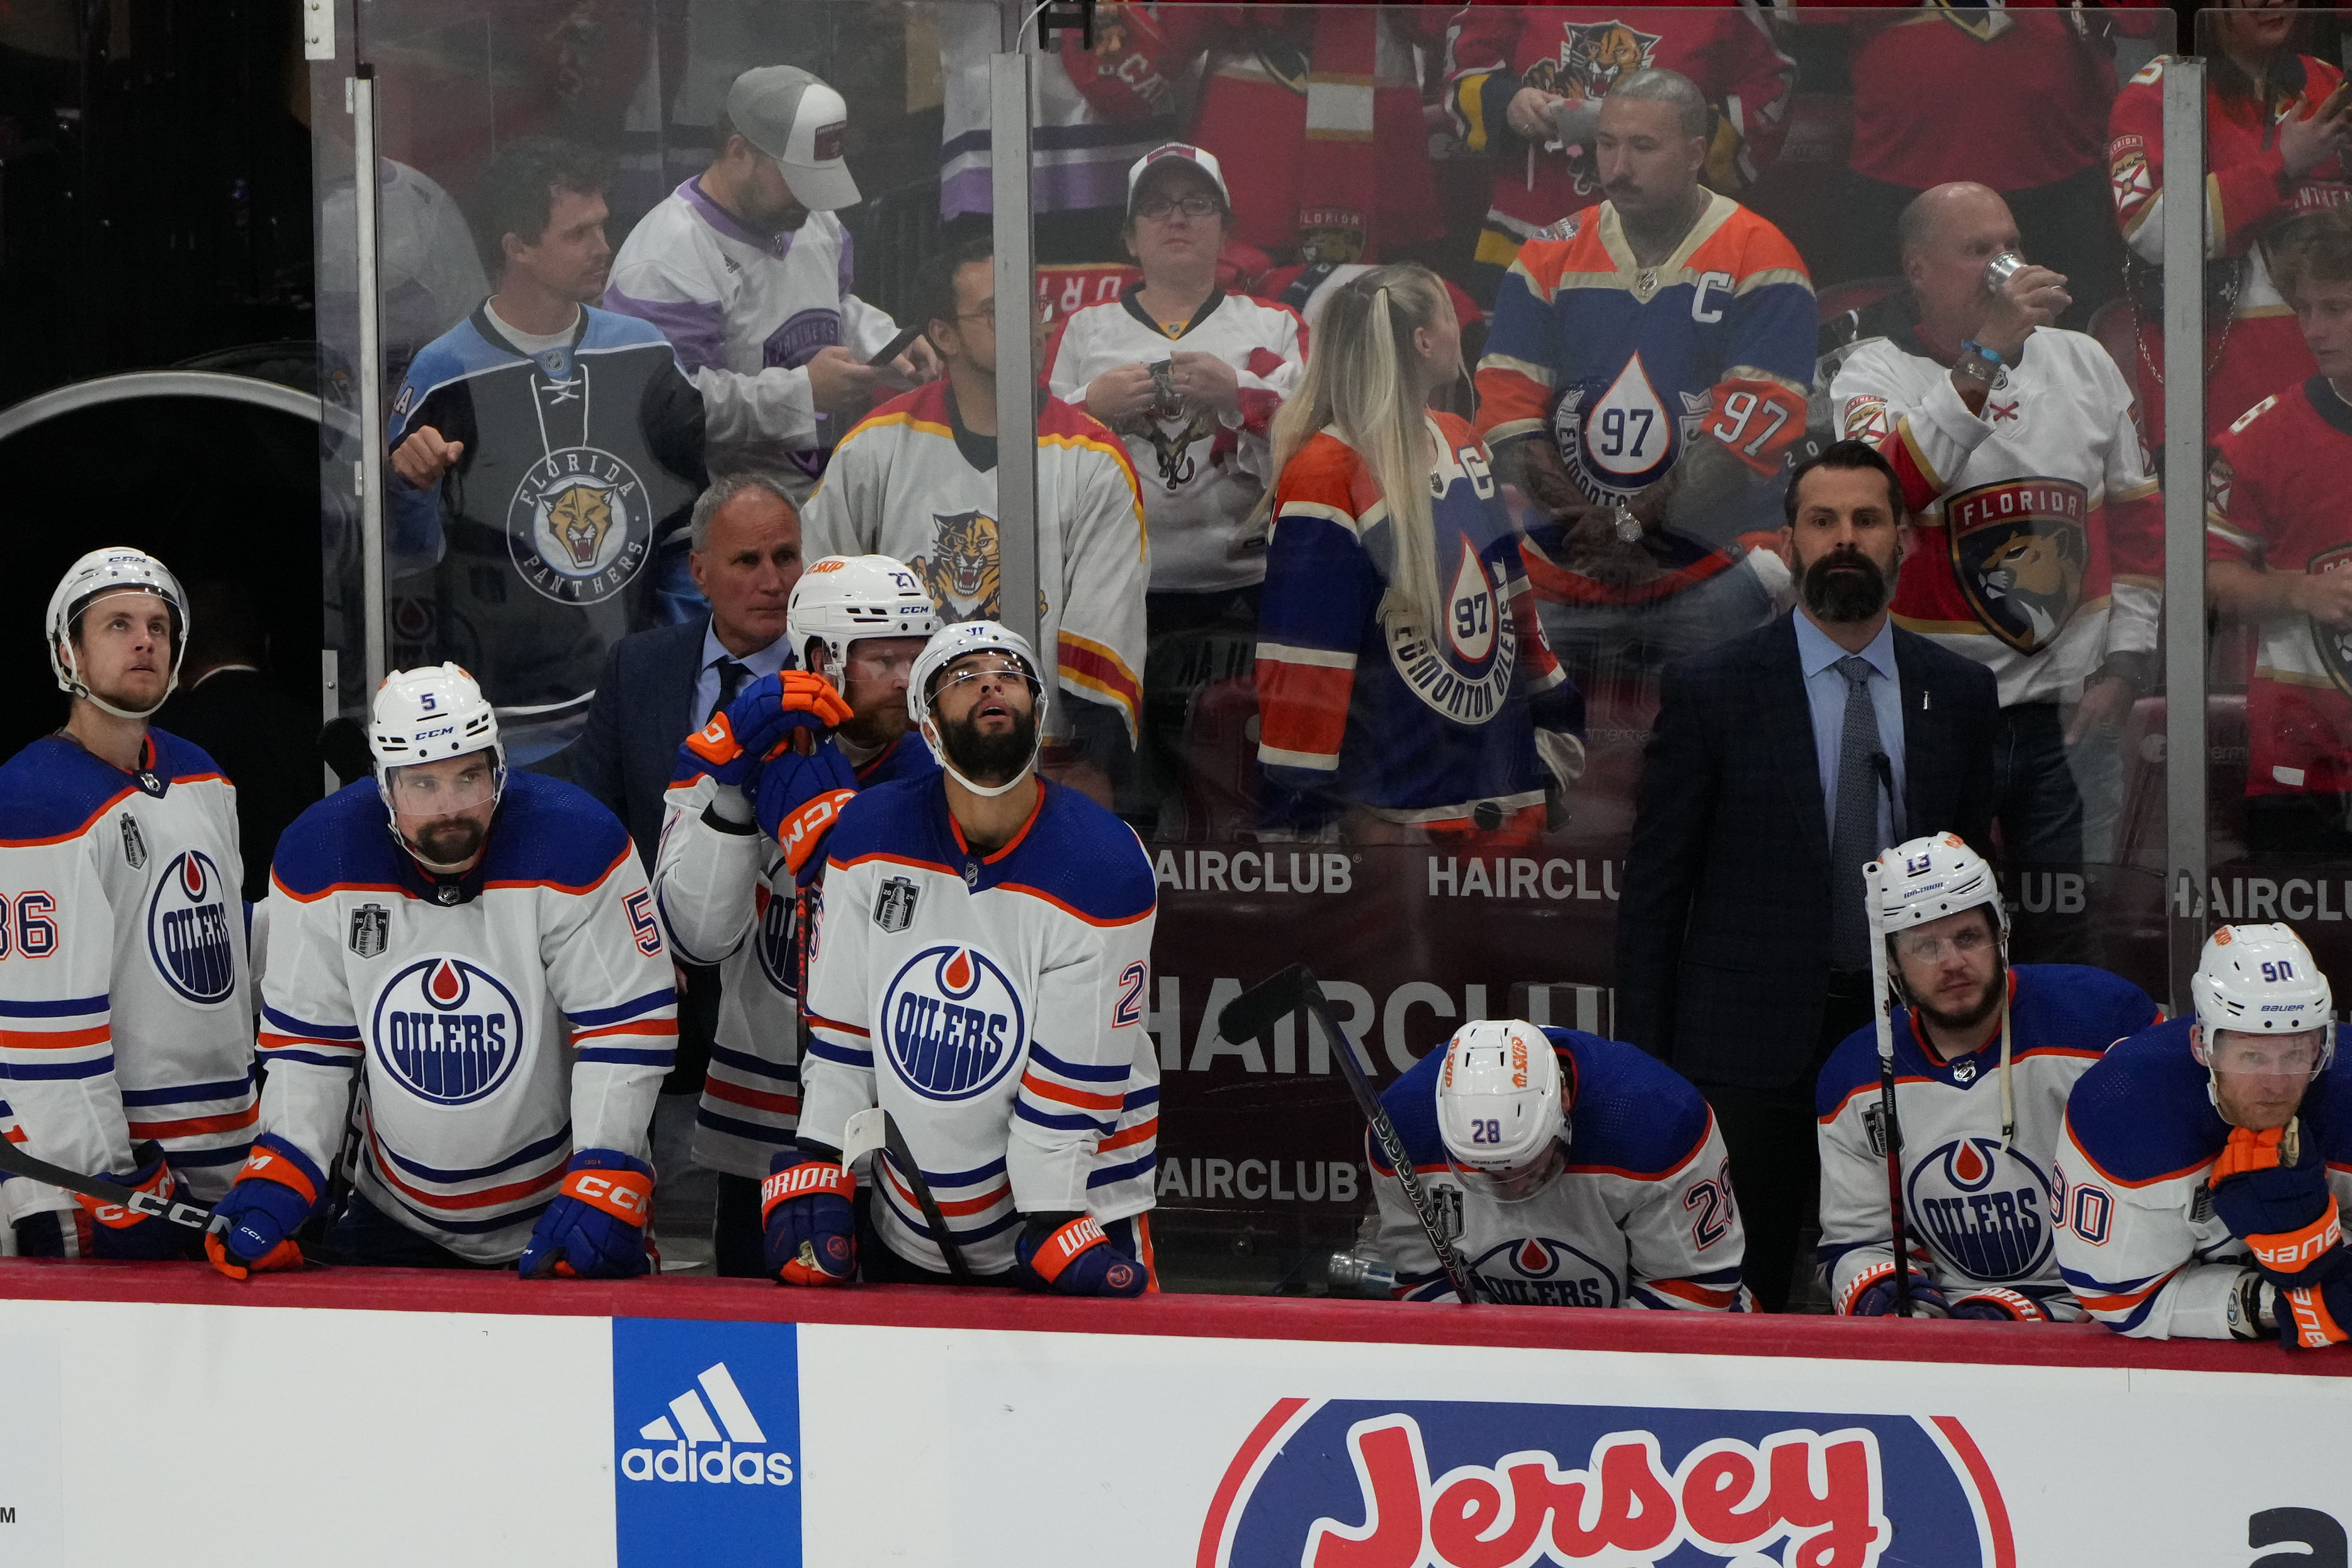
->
[623,889,663,958]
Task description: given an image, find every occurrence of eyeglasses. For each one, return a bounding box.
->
[1891,927,1994,964]
[1135,195,1221,222]
[388,764,499,814]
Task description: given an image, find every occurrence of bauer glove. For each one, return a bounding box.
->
[205,1137,325,1279]
[520,1149,655,1280]
[1839,1260,1948,1318]
[678,672,854,791]
[761,1148,856,1286]
[1014,1212,1148,1297]
[1946,1288,2052,1323]
[2208,1120,2349,1291]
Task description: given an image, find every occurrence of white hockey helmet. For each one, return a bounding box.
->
[2191,924,2336,1072]
[907,619,1046,798]
[46,547,189,719]
[370,663,504,807]
[1870,831,2008,947]
[787,554,940,677]
[1435,1020,1568,1173]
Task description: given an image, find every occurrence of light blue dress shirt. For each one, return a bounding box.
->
[1792,607,1906,854]
[688,619,796,730]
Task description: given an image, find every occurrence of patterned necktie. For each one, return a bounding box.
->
[706,658,750,724]
[1829,655,1882,971]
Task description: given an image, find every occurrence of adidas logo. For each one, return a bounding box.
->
[619,1362,794,1487]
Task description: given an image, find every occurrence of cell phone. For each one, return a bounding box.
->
[867,327,926,368]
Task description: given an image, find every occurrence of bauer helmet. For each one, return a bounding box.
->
[46,547,189,719]
[1869,832,2008,947]
[2191,924,2335,1072]
[907,619,1046,798]
[369,663,504,814]
[1435,1020,1569,1173]
[787,554,940,677]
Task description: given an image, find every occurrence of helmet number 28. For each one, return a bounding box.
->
[1469,1118,1502,1144]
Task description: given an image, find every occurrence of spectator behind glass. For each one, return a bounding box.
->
[802,240,1150,809]
[1255,264,1585,846]
[1049,145,1307,834]
[1828,183,2161,923]
[2110,5,2352,451]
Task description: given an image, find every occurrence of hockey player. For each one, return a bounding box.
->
[1816,833,2159,1321]
[206,665,677,1278]
[652,554,938,1275]
[762,621,1158,1292]
[0,548,255,1259]
[2055,924,2352,1345]
[1370,1018,1748,1310]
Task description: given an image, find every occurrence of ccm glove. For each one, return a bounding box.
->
[2208,1120,2349,1290]
[1014,1212,1148,1297]
[760,1148,856,1286]
[79,1145,193,1261]
[754,740,859,884]
[1839,1261,1949,1318]
[678,672,855,790]
[205,1137,325,1279]
[520,1150,655,1279]
[1946,1288,2052,1323]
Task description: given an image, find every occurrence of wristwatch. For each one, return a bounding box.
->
[1609,502,1643,545]
[1954,339,2007,386]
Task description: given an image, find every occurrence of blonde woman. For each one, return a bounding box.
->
[1253,265,1585,842]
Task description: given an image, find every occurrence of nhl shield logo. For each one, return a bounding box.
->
[349,903,391,959]
[1945,477,2091,655]
[507,446,653,606]
[874,876,920,933]
[2307,544,2352,699]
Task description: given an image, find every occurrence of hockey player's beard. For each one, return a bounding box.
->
[407,815,488,872]
[937,706,1039,787]
[1909,962,2005,1039]
[1801,545,1894,624]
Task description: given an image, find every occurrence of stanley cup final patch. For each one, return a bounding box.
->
[1943,477,2091,655]
[349,903,391,959]
[874,876,920,933]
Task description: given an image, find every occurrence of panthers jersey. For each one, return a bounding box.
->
[1371,1027,1746,1309]
[259,774,676,1263]
[652,735,938,1179]
[2056,1018,2352,1340]
[1815,964,2160,1317]
[801,378,1149,745]
[799,774,1157,1277]
[0,731,255,1224]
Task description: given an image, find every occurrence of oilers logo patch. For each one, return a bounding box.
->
[1552,352,1709,497]
[753,881,798,995]
[2307,544,2352,701]
[1384,538,1518,727]
[1464,1235,1619,1307]
[146,850,235,1005]
[879,945,1026,1101]
[349,903,390,959]
[1904,1136,2052,1284]
[1945,477,2091,655]
[507,446,653,606]
[874,876,920,934]
[369,956,528,1105]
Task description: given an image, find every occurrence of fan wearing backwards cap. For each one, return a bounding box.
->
[605,64,937,498]
[0,550,256,1262]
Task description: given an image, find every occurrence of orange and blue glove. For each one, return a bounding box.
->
[1947,1287,2053,1323]
[2209,1121,2347,1292]
[519,1149,654,1279]
[754,741,858,886]
[79,1145,193,1261]
[760,1148,857,1286]
[1014,1212,1148,1297]
[205,1136,324,1278]
[678,672,854,792]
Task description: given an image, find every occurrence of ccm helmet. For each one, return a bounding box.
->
[370,663,504,813]
[788,554,940,676]
[2191,924,2335,1070]
[47,547,189,719]
[1434,1020,1568,1173]
[907,619,1046,798]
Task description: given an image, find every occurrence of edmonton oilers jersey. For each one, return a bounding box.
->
[800,774,1157,1277]
[258,773,676,1263]
[652,735,939,1180]
[0,731,255,1221]
[1370,1027,1746,1310]
[1255,412,1583,832]
[1815,965,2159,1317]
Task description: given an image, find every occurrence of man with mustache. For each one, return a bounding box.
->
[1618,440,1999,1311]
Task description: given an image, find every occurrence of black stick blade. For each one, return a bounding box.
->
[1218,964,1316,1046]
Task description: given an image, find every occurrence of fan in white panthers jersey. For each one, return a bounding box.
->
[0,548,254,1260]
[1816,833,2159,1321]
[206,665,676,1278]
[653,553,939,1275]
[766,621,1159,1293]
[1371,1019,1748,1310]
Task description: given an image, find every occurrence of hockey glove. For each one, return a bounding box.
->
[1946,1287,2053,1323]
[2208,1120,2349,1290]
[1840,1260,1949,1318]
[2280,1277,2352,1351]
[754,740,859,884]
[679,672,855,791]
[519,1149,655,1280]
[761,1149,857,1285]
[1014,1212,1148,1297]
[79,1146,192,1261]
[205,1137,325,1280]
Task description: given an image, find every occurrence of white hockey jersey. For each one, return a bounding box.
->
[257,773,675,1263]
[652,735,938,1179]
[1831,325,2164,706]
[1815,964,2161,1318]
[802,378,1149,744]
[603,178,902,494]
[800,773,1158,1277]
[2055,1018,2352,1339]
[937,9,1174,221]
[1047,288,1306,592]
[0,731,256,1226]
[1371,1027,1747,1310]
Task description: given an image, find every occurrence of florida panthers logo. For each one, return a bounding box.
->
[1464,1235,1619,1308]
[1133,405,1221,491]
[370,956,527,1105]
[879,944,1027,1101]
[507,446,653,606]
[913,510,1003,622]
[1529,19,1661,101]
[1945,477,2090,655]
[2307,544,2352,700]
[1905,1136,2052,1283]
[147,850,235,1005]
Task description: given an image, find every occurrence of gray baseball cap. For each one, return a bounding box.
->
[725,65,860,212]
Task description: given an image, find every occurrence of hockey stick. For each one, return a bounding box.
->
[0,1135,213,1232]
[875,1108,974,1286]
[1863,850,1913,1317]
[1221,964,1486,1304]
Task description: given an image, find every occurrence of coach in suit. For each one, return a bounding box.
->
[1616,439,1999,1311]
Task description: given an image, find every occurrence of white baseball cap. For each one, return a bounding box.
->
[1126,143,1230,214]
[726,65,861,212]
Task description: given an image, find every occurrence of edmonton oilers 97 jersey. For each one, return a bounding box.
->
[799,774,1158,1277]
[257,773,676,1263]
[651,735,938,1180]
[1369,1027,1746,1309]
[1814,964,2159,1317]
[0,731,255,1222]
